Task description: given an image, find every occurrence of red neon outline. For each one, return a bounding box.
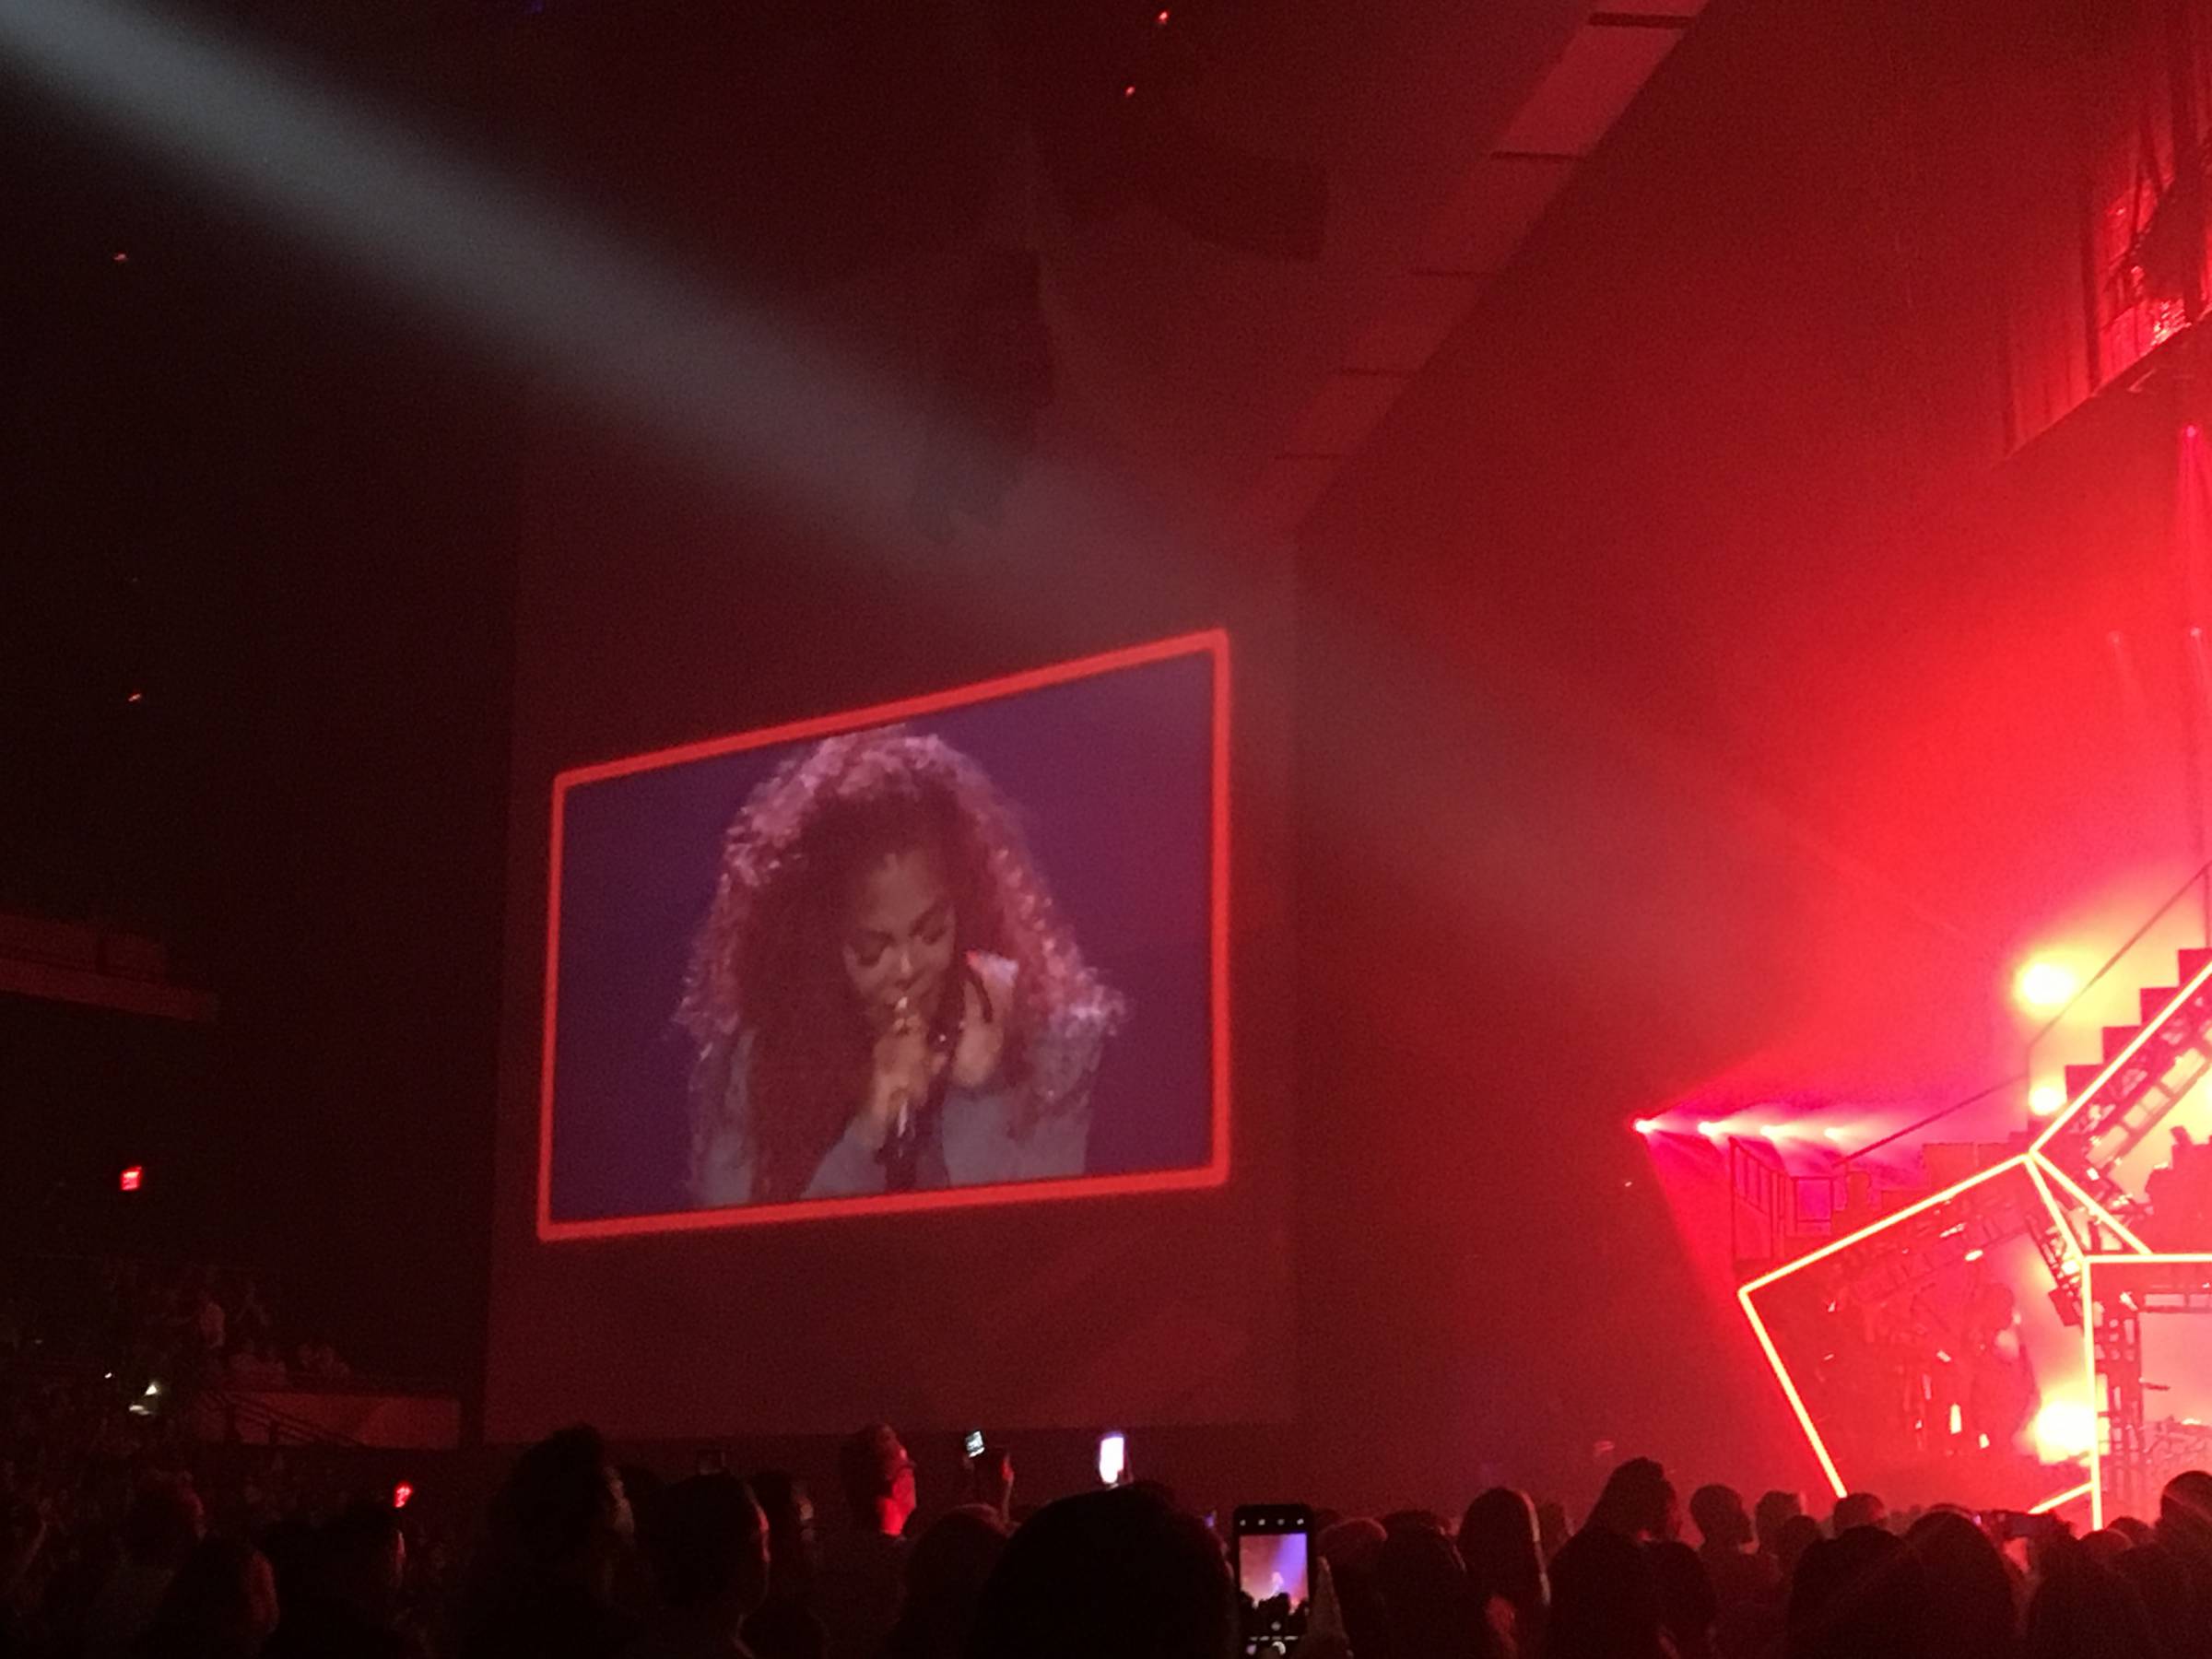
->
[535,630,1233,1242]
[1740,1155,2032,1500]
[2032,1151,2155,1255]
[2030,1478,2093,1515]
[2082,1251,2212,1528]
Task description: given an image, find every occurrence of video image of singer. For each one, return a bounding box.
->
[537,638,1224,1232]
[1238,1533,1309,1634]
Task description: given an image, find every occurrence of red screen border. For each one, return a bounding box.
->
[536,629,1232,1241]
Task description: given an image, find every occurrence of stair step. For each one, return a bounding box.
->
[2105,1024,2145,1060]
[2144,986,2181,1023]
[2181,947,2212,982]
[2065,1063,2108,1101]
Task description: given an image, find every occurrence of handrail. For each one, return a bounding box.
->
[1840,1074,2025,1170]
[204,1385,365,1449]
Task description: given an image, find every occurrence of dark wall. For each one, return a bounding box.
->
[0,31,517,1383]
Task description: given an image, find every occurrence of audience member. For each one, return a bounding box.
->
[86,1477,206,1659]
[1458,1488,1547,1659]
[1645,1540,1717,1659]
[1543,1461,1676,1659]
[1901,1510,2015,1659]
[1686,1485,1775,1610]
[742,1472,823,1659]
[1371,1523,1480,1659]
[1785,1526,1926,1659]
[1771,1515,1821,1585]
[1751,1491,1801,1565]
[134,1537,279,1659]
[965,1486,1230,1659]
[2020,1535,2161,1659]
[453,1425,638,1659]
[880,1507,1006,1659]
[262,1500,416,1659]
[1828,1491,1885,1535]
[626,1475,770,1659]
[813,1426,913,1659]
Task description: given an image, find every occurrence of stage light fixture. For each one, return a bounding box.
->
[1631,1118,1660,1135]
[2015,958,2081,1012]
[118,1165,142,1193]
[2030,1083,2066,1117]
[1698,1121,1727,1141]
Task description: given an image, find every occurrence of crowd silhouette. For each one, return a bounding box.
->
[14,1391,2212,1659]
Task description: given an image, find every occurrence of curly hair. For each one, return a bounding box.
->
[677,725,1124,1205]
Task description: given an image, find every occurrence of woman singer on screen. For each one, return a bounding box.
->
[677,726,1125,1207]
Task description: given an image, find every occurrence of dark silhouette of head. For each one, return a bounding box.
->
[490,1424,632,1583]
[1786,1527,1927,1659]
[1773,1515,1822,1583]
[883,1506,1007,1659]
[1458,1488,1547,1618]
[643,1475,770,1624]
[2159,1468,2212,1549]
[838,1424,916,1536]
[1373,1524,1473,1659]
[1546,1526,1665,1659]
[1753,1491,1803,1556]
[965,1486,1229,1659]
[1590,1460,1678,1542]
[141,1536,280,1659]
[2112,1538,2191,1658]
[2022,1535,2161,1659]
[1830,1492,1886,1535]
[1902,1510,2014,1659]
[1688,1486,1752,1554]
[122,1475,207,1570]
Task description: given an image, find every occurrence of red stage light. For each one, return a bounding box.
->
[1156,7,1171,19]
[1123,84,1136,98]
[118,1166,143,1193]
[1697,1121,1726,1141]
[1631,1118,1660,1135]
[2189,424,2202,441]
[393,1481,414,1510]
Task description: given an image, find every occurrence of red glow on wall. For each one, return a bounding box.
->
[118,1166,143,1193]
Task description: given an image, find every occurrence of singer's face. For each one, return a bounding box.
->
[841,843,957,1030]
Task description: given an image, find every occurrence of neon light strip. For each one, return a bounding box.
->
[2084,1254,2102,1531]
[1738,1155,2028,1294]
[2078,1254,2212,1528]
[2030,1479,2094,1515]
[2024,1158,2072,1252]
[2034,1155,2155,1255]
[1737,1284,1850,1500]
[2031,953,2212,1156]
